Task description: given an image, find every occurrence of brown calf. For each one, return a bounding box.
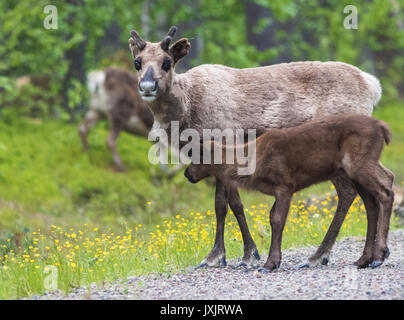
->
[184,114,394,272]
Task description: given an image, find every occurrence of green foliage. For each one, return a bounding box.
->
[282,0,404,102]
[0,0,142,118]
[1,0,403,117]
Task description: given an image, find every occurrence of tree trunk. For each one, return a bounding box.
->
[245,0,293,65]
[142,0,151,40]
[61,0,88,121]
[167,0,202,72]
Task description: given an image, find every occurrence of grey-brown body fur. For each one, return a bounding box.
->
[149,61,378,133]
[129,27,382,269]
[185,114,394,271]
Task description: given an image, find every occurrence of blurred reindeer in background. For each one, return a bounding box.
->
[79,67,183,175]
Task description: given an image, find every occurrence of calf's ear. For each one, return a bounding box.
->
[169,38,191,64]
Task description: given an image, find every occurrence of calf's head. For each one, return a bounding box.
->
[129,26,191,102]
[184,164,212,184]
[184,140,220,184]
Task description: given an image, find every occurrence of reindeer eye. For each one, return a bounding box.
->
[161,57,171,72]
[133,57,142,71]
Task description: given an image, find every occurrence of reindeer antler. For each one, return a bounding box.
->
[160,26,177,51]
[130,30,146,51]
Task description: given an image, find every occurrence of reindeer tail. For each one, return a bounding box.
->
[379,120,392,145]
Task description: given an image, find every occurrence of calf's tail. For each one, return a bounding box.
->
[378,120,392,145]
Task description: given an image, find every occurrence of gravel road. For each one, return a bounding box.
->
[30,229,404,300]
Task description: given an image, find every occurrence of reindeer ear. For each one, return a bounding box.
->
[169,38,191,63]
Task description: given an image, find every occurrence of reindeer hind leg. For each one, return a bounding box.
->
[297,175,356,268]
[348,162,394,268]
[352,182,379,268]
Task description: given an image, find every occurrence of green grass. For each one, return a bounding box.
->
[0,102,403,299]
[0,109,215,237]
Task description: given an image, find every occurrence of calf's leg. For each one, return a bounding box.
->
[261,192,292,272]
[353,183,379,268]
[196,179,228,268]
[298,175,356,268]
[368,165,394,268]
[349,163,394,268]
[227,187,260,268]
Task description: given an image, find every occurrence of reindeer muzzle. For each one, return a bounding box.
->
[139,67,158,100]
[184,167,199,184]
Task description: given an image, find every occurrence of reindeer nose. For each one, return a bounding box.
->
[139,80,157,92]
[139,67,157,93]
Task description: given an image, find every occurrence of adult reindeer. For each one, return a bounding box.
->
[128,26,382,268]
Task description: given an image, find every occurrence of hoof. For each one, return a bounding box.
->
[297,254,330,269]
[258,262,279,273]
[195,256,226,270]
[261,262,280,272]
[219,257,227,268]
[232,261,247,269]
[367,247,390,269]
[382,247,390,259]
[257,267,270,274]
[369,260,383,269]
[253,249,261,261]
[232,248,261,269]
[355,262,370,269]
[195,262,209,270]
[295,262,310,269]
[354,256,372,269]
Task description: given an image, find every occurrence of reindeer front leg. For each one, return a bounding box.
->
[260,191,291,272]
[196,179,228,268]
[227,187,260,268]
